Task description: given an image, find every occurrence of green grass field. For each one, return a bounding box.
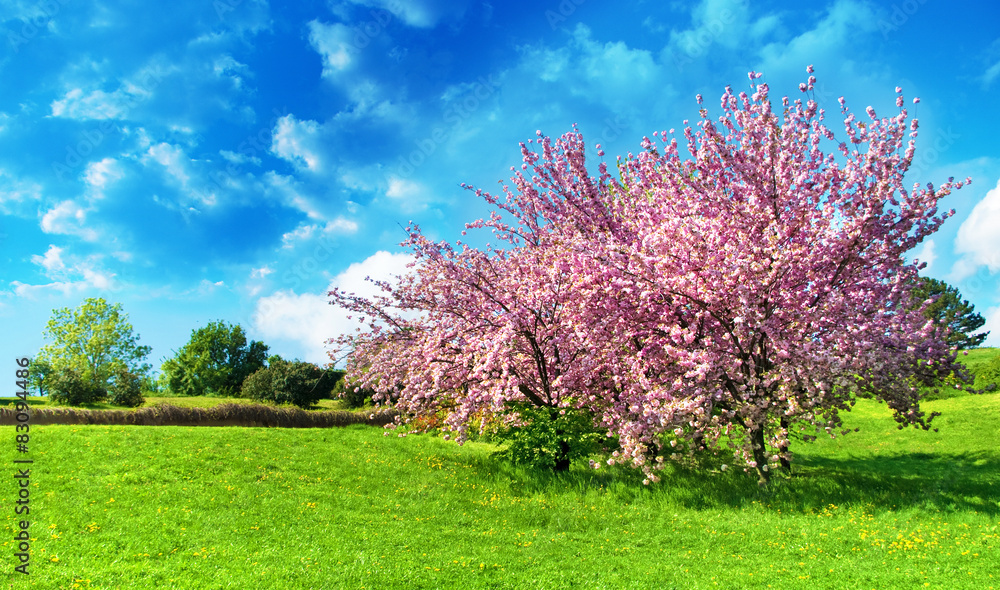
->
[1,389,998,589]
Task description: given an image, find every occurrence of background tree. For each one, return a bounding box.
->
[27,358,53,396]
[909,277,988,349]
[161,321,268,396]
[35,298,151,391]
[332,68,971,485]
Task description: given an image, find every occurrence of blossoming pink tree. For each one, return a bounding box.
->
[331,68,969,484]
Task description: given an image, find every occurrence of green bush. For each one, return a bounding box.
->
[241,360,337,409]
[47,367,108,406]
[973,353,1000,393]
[490,403,604,471]
[108,367,145,407]
[332,376,376,408]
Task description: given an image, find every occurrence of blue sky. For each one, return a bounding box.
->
[2,0,998,371]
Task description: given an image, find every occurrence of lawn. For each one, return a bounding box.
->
[1,391,997,589]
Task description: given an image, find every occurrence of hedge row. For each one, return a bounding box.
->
[0,403,398,428]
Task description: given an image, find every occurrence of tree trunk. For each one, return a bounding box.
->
[554,438,571,471]
[749,425,770,486]
[553,425,571,471]
[778,416,792,474]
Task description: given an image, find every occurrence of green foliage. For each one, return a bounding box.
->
[161,321,268,396]
[47,366,108,406]
[491,403,605,471]
[35,298,151,390]
[972,353,1000,392]
[108,367,145,407]
[241,359,337,409]
[27,357,53,396]
[332,373,378,408]
[910,277,989,349]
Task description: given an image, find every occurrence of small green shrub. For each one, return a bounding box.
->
[241,360,336,409]
[332,377,376,408]
[490,403,604,471]
[973,353,1000,392]
[47,368,107,406]
[108,367,145,407]
[240,367,272,401]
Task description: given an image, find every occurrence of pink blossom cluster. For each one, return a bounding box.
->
[330,68,969,484]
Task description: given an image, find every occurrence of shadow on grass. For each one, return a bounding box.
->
[459,447,1000,517]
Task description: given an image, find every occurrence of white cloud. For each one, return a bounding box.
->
[253,251,414,364]
[308,20,355,76]
[386,176,422,199]
[265,172,325,219]
[271,115,323,172]
[911,239,937,272]
[669,0,752,55]
[280,218,360,248]
[11,280,87,298]
[345,0,461,28]
[144,143,191,185]
[983,306,1000,348]
[16,247,120,297]
[31,245,66,274]
[50,88,129,120]
[213,55,251,90]
[757,0,878,73]
[955,177,1000,274]
[49,59,174,121]
[0,169,42,215]
[84,158,124,190]
[220,149,260,166]
[519,24,670,116]
[40,200,99,241]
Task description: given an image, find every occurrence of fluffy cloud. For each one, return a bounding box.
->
[669,0,753,56]
[271,115,324,172]
[308,21,355,76]
[84,158,125,191]
[982,306,1000,348]
[50,88,131,120]
[40,200,99,241]
[955,178,1000,274]
[253,250,413,364]
[520,24,667,115]
[280,218,359,248]
[31,245,67,274]
[14,245,119,297]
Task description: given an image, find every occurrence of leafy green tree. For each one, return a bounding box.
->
[27,358,53,396]
[910,277,989,349]
[242,359,336,408]
[36,298,151,391]
[161,321,268,396]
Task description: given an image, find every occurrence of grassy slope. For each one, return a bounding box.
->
[1,392,997,589]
